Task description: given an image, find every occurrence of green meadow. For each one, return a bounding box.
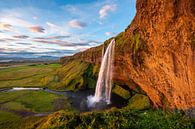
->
[0,90,72,129]
[0,63,61,89]
[0,63,73,129]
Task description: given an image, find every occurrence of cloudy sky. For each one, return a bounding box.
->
[0,0,136,58]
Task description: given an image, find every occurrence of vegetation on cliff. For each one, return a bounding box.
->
[56,60,98,91]
[32,107,194,129]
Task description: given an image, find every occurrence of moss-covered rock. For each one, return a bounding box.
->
[112,85,131,100]
[126,94,150,110]
[83,63,98,89]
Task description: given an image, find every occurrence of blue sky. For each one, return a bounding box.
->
[0,0,136,57]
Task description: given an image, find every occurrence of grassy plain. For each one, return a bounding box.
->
[0,63,61,89]
[0,90,72,129]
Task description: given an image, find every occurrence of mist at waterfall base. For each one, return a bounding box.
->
[87,39,115,109]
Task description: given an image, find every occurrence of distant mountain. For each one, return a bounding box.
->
[0,50,75,62]
[0,55,59,63]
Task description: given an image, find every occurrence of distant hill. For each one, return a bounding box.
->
[0,55,59,63]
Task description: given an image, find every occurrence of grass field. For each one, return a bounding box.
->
[0,90,72,129]
[0,90,72,112]
[0,63,61,89]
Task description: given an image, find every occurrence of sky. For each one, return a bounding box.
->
[0,0,136,58]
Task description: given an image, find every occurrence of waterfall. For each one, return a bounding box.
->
[87,39,115,107]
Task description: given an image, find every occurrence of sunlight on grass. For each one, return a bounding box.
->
[0,63,61,88]
[0,90,71,113]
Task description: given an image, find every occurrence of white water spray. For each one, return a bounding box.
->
[87,39,115,107]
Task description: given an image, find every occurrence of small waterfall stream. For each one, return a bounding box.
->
[88,39,115,107]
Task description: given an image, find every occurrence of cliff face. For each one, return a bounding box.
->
[61,0,195,110]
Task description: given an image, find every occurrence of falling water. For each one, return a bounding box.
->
[87,39,115,107]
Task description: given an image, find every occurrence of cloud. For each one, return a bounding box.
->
[46,22,70,35]
[13,35,29,39]
[80,40,101,46]
[29,26,45,33]
[0,1,125,57]
[0,48,7,52]
[0,38,17,42]
[0,17,33,28]
[15,42,32,45]
[0,23,13,33]
[34,35,70,40]
[33,39,90,47]
[0,23,12,31]
[0,47,17,52]
[33,16,38,20]
[46,22,57,28]
[68,19,87,29]
[99,4,117,19]
[48,36,71,39]
[0,39,6,42]
[105,32,113,36]
[0,17,44,33]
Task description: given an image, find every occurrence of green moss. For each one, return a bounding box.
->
[57,60,97,91]
[102,31,131,50]
[115,32,131,49]
[83,64,97,89]
[57,60,88,90]
[126,94,150,110]
[103,32,145,66]
[131,33,141,54]
[130,33,146,66]
[112,85,131,99]
[92,64,99,76]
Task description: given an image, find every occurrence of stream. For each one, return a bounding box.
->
[0,87,127,112]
